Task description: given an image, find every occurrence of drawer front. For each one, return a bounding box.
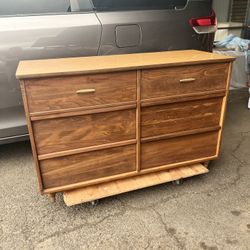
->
[141,98,223,138]
[141,132,218,170]
[33,109,136,155]
[141,63,229,100]
[25,71,137,113]
[40,145,136,189]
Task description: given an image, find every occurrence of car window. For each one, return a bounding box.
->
[0,0,70,16]
[70,0,93,12]
[92,0,188,11]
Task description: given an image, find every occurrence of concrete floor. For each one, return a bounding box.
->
[0,89,250,250]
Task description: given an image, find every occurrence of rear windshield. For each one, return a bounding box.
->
[92,0,188,11]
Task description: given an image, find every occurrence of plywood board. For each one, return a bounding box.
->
[63,163,208,206]
[16,50,235,79]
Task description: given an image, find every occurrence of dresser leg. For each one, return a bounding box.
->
[48,193,56,203]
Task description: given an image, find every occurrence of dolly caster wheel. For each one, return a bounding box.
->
[90,200,99,206]
[172,179,183,185]
[48,193,56,203]
[203,161,211,169]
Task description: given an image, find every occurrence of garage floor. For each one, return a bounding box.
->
[0,89,250,250]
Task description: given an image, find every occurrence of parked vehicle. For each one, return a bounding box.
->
[0,0,216,144]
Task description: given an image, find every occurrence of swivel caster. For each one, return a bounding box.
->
[90,200,99,206]
[48,193,56,203]
[172,179,183,185]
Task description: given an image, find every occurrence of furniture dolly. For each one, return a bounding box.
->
[16,50,234,206]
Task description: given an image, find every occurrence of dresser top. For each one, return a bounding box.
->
[16,50,234,79]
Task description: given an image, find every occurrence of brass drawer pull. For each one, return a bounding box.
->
[179,78,196,83]
[76,89,96,94]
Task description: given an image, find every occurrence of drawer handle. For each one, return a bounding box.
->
[76,89,96,94]
[179,78,196,83]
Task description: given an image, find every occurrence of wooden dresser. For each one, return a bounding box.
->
[16,50,234,206]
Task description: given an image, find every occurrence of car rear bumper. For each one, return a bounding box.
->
[0,133,29,145]
[0,106,29,144]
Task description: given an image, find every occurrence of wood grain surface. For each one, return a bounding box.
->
[141,89,226,107]
[20,81,44,192]
[40,145,136,189]
[141,131,219,170]
[16,50,234,79]
[141,63,229,100]
[24,71,136,113]
[63,163,209,206]
[33,109,136,155]
[141,97,223,138]
[216,62,233,157]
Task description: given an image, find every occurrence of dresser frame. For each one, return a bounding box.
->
[16,50,234,206]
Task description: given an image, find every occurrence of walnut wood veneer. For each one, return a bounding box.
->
[16,50,234,203]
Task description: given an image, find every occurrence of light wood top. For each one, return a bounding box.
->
[16,50,235,79]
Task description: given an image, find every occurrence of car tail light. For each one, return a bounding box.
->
[189,10,217,34]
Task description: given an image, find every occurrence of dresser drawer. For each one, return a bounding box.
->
[33,109,136,155]
[24,71,137,114]
[141,97,223,139]
[40,145,136,189]
[141,63,229,100]
[141,131,218,170]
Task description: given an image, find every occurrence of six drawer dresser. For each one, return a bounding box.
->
[16,50,234,206]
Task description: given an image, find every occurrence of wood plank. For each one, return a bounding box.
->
[141,98,223,139]
[44,171,138,194]
[63,163,209,206]
[20,82,44,193]
[30,103,137,121]
[141,63,229,100]
[23,71,137,113]
[141,89,226,107]
[140,156,217,175]
[141,131,219,170]
[141,126,221,143]
[216,62,233,156]
[38,139,137,161]
[33,109,136,155]
[16,50,235,79]
[40,145,136,189]
[136,70,141,173]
